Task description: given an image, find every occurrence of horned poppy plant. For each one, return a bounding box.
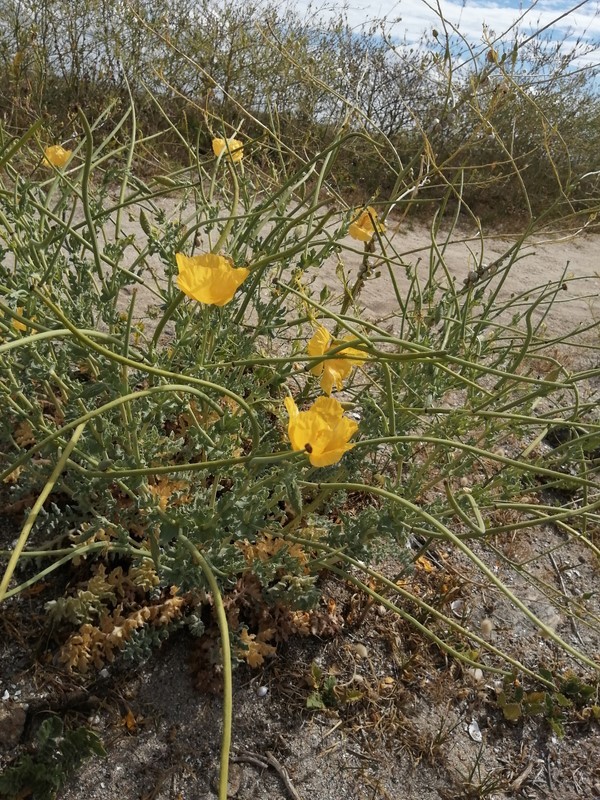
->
[212,137,244,163]
[176,253,249,306]
[284,395,358,468]
[43,145,72,168]
[349,206,384,243]
[307,326,366,395]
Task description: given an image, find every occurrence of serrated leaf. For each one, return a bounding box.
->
[306,691,325,710]
[554,692,572,708]
[310,660,323,686]
[539,667,554,684]
[514,685,524,703]
[524,692,547,716]
[526,692,546,705]
[528,703,545,716]
[342,689,364,704]
[501,703,522,721]
[139,209,152,235]
[321,675,337,708]
[549,717,565,738]
[287,478,303,516]
[577,684,595,701]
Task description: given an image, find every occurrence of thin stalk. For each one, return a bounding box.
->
[178,534,232,800]
[286,533,554,686]
[151,159,240,349]
[1,543,149,601]
[0,384,220,484]
[0,423,86,602]
[299,481,599,672]
[32,290,261,450]
[77,109,106,284]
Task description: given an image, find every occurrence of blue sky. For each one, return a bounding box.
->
[334,0,600,62]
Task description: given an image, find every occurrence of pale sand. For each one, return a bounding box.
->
[115,200,599,348]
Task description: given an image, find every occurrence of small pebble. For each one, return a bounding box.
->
[468,668,484,683]
[481,618,493,637]
[350,643,368,659]
[256,686,269,698]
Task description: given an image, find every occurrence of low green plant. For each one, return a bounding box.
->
[497,669,600,737]
[0,716,106,800]
[306,661,339,710]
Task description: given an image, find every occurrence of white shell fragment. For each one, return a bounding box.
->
[451,599,467,617]
[468,719,483,742]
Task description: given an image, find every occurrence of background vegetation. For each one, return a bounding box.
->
[1,0,600,221]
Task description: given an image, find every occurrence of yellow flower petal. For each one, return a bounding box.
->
[285,395,358,468]
[12,306,26,332]
[307,326,331,376]
[11,306,35,333]
[320,362,348,395]
[43,145,72,168]
[349,206,384,243]
[284,395,299,423]
[212,137,244,163]
[306,327,367,394]
[176,253,249,306]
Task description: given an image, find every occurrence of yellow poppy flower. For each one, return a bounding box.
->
[176,253,249,306]
[307,325,366,395]
[212,137,244,163]
[349,206,384,243]
[43,145,72,168]
[284,395,358,468]
[12,307,34,333]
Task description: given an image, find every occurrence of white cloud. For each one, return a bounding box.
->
[340,0,600,46]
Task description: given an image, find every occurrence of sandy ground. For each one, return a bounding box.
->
[109,198,600,351]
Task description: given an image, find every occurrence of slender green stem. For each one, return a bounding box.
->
[0,384,219,484]
[151,290,185,349]
[0,423,86,602]
[77,109,105,284]
[33,290,261,449]
[299,480,599,672]
[178,534,232,800]
[0,543,148,601]
[152,147,243,348]
[1,120,43,169]
[285,533,554,686]
[78,449,298,480]
[355,435,600,491]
